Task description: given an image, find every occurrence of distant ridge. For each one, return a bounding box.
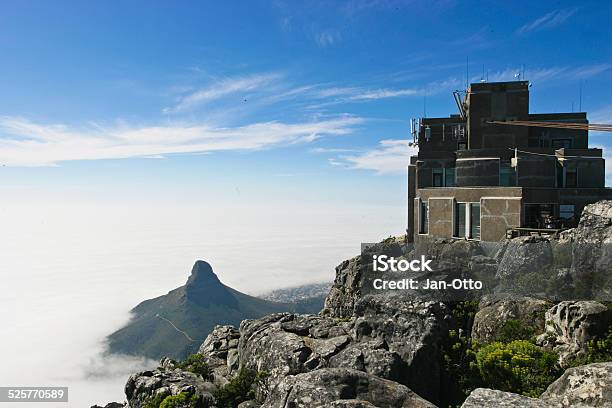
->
[106,260,324,360]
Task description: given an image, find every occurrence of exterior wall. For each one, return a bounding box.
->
[481,197,522,241]
[456,158,500,186]
[407,165,416,242]
[416,187,523,241]
[428,197,454,237]
[516,155,557,187]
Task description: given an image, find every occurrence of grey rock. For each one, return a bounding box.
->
[90,403,126,408]
[125,360,216,408]
[497,237,553,279]
[541,362,612,407]
[237,401,261,408]
[261,368,436,408]
[471,294,551,343]
[461,388,554,407]
[538,301,611,365]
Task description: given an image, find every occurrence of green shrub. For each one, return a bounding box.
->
[213,367,268,408]
[497,319,536,343]
[143,393,167,408]
[568,327,612,367]
[176,354,211,380]
[159,392,200,408]
[475,340,561,397]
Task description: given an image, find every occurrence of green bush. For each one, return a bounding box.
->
[159,392,200,408]
[143,393,167,408]
[176,354,211,380]
[497,319,536,343]
[213,367,268,408]
[568,327,612,367]
[475,340,561,397]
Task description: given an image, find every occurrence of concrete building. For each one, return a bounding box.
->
[408,80,612,242]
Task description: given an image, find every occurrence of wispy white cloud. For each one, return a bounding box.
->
[334,139,418,174]
[310,147,360,153]
[315,31,341,47]
[484,64,612,84]
[516,8,578,35]
[0,115,363,167]
[163,73,280,113]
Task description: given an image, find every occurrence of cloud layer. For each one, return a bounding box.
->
[0,116,362,166]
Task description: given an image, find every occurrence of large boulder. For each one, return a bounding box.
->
[124,358,216,408]
[537,301,612,365]
[541,362,612,407]
[568,200,612,301]
[461,388,554,408]
[471,294,551,343]
[261,368,436,408]
[237,298,448,405]
[198,324,240,384]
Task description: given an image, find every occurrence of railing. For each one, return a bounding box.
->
[505,227,567,239]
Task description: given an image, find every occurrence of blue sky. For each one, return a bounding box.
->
[1,0,611,206]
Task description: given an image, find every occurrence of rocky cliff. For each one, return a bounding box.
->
[97,201,612,408]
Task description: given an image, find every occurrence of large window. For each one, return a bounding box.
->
[470,203,480,239]
[445,167,456,187]
[454,202,480,239]
[419,201,429,234]
[432,168,443,187]
[500,162,516,186]
[559,204,575,220]
[565,168,577,188]
[454,202,466,238]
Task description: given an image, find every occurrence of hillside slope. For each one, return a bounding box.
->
[107,260,321,360]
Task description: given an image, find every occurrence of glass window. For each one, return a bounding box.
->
[559,204,575,220]
[455,202,466,238]
[458,142,467,150]
[470,203,480,239]
[419,201,428,234]
[500,162,516,186]
[445,167,456,187]
[432,168,443,187]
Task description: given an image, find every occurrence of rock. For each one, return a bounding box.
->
[471,294,551,343]
[461,388,554,407]
[90,404,126,408]
[537,301,611,365]
[496,237,553,279]
[541,362,612,407]
[568,200,612,301]
[199,324,240,382]
[237,401,261,408]
[125,360,216,408]
[261,368,436,408]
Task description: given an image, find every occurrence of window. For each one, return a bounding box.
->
[445,167,456,187]
[432,168,443,187]
[454,202,480,240]
[454,202,466,238]
[565,168,577,188]
[500,162,516,186]
[552,139,572,149]
[559,204,575,220]
[458,142,467,150]
[419,201,429,234]
[470,203,480,239]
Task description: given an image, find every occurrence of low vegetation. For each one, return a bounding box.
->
[213,367,269,408]
[175,353,211,380]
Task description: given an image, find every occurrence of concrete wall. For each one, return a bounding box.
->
[516,156,557,187]
[456,158,500,186]
[428,197,454,237]
[480,197,522,241]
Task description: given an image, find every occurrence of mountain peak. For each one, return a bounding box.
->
[186,260,222,288]
[184,260,236,307]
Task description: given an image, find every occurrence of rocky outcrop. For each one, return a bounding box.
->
[471,294,551,343]
[261,368,436,408]
[541,362,612,407]
[461,388,554,407]
[198,325,240,385]
[537,301,612,365]
[462,362,612,407]
[125,358,216,408]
